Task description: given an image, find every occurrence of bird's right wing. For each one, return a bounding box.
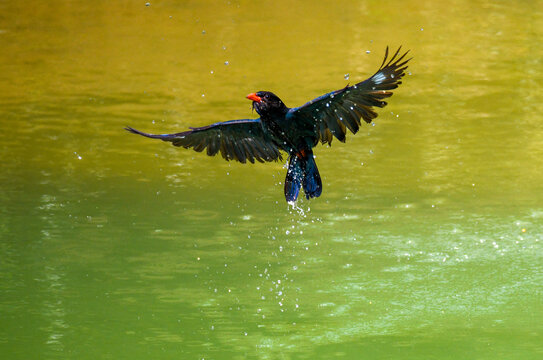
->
[125,119,282,163]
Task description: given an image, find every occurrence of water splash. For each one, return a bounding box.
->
[287,200,310,218]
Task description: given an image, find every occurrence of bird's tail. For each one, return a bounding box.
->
[284,149,322,202]
[302,149,322,199]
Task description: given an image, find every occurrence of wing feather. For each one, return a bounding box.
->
[287,46,411,144]
[125,119,282,163]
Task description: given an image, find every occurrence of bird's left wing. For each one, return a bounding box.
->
[287,46,411,145]
[125,119,282,163]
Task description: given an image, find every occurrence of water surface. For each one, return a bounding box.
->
[0,0,542,359]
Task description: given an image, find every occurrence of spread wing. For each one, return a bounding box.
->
[125,119,282,163]
[287,46,411,145]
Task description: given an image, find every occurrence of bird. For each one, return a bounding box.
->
[126,46,410,202]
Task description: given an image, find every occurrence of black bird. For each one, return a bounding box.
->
[126,46,410,202]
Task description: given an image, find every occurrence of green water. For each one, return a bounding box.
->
[1,0,542,359]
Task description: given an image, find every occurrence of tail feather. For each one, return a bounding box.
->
[284,155,303,202]
[284,149,322,202]
[302,151,322,199]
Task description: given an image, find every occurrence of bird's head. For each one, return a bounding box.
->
[246,91,287,117]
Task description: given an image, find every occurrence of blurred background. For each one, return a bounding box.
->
[0,0,541,359]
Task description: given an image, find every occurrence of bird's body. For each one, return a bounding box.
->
[126,47,411,202]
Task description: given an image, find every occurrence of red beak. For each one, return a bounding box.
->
[246,93,262,102]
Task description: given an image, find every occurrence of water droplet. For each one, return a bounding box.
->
[224,61,229,65]
[145,2,151,6]
[202,30,206,34]
[344,73,350,80]
[366,50,371,54]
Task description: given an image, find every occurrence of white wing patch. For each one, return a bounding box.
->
[372,72,387,84]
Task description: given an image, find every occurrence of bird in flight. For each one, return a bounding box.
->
[126,46,410,203]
